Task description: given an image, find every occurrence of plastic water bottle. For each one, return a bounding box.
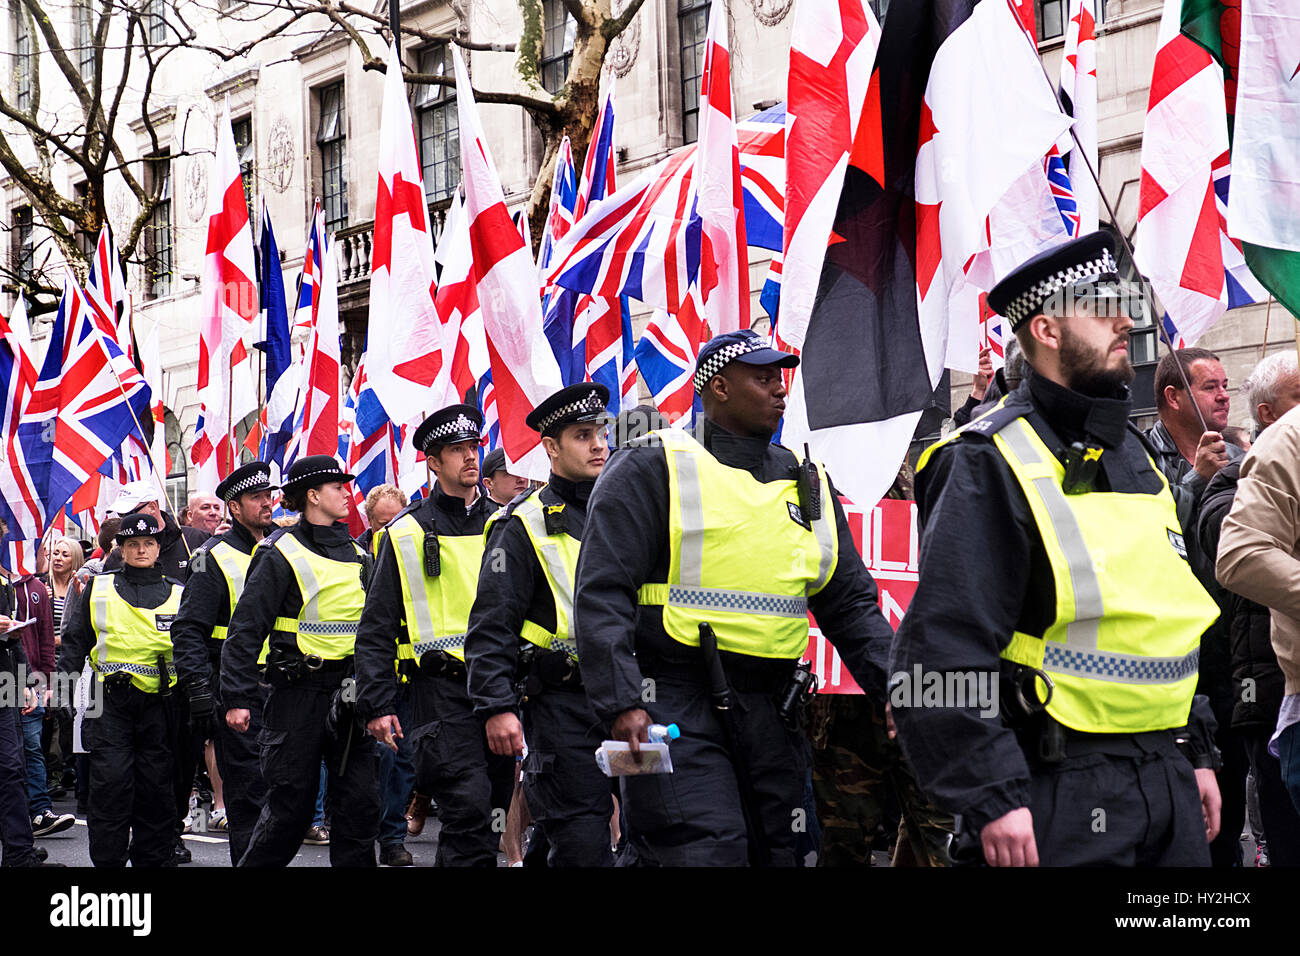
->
[647,723,680,745]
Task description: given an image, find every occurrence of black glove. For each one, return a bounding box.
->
[187,680,216,738]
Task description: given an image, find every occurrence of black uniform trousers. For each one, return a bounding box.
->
[521,685,613,867]
[620,671,806,867]
[84,681,179,867]
[239,670,380,867]
[0,699,35,866]
[210,652,267,865]
[1018,730,1210,866]
[408,665,514,867]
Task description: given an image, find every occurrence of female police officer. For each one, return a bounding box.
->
[58,513,184,867]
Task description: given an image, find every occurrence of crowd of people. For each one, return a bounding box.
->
[2,230,1300,867]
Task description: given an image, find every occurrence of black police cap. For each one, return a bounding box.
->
[215,462,277,504]
[987,230,1122,332]
[693,329,798,394]
[280,455,355,495]
[526,383,611,436]
[413,404,484,454]
[115,512,162,543]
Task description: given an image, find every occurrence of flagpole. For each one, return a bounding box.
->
[1261,295,1274,361]
[1016,23,1210,435]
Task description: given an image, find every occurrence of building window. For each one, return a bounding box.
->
[415,45,459,202]
[679,0,710,145]
[541,0,575,95]
[1038,0,1106,42]
[147,0,166,44]
[77,0,95,81]
[13,1,32,112]
[145,155,172,299]
[12,206,34,281]
[232,115,255,222]
[317,82,348,233]
[72,183,95,260]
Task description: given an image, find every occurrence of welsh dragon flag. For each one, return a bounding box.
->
[1213,0,1300,317]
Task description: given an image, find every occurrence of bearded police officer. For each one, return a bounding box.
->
[356,404,514,867]
[573,331,895,866]
[221,455,380,867]
[890,232,1223,866]
[465,383,614,867]
[171,462,276,863]
[58,514,183,867]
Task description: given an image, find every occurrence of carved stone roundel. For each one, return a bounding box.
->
[267,115,295,194]
[185,159,207,223]
[748,0,792,26]
[608,0,641,78]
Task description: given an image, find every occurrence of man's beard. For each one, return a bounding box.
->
[1060,324,1135,398]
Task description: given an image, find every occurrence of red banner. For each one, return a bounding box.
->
[804,497,917,693]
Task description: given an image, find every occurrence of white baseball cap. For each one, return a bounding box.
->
[109,480,164,515]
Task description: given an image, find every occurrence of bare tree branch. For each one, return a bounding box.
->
[603,0,648,40]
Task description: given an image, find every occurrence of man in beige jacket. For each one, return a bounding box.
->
[1216,402,1300,820]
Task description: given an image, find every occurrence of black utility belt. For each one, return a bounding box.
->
[417,650,467,680]
[640,653,796,696]
[1020,715,1176,764]
[518,645,583,690]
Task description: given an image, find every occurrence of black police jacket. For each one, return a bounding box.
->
[219,519,370,713]
[57,564,181,678]
[464,475,591,719]
[573,416,895,728]
[355,487,495,721]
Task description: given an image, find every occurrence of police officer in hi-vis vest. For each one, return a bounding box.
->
[356,404,514,867]
[465,383,615,867]
[574,330,895,866]
[58,513,184,867]
[171,462,277,864]
[221,455,380,867]
[891,231,1224,866]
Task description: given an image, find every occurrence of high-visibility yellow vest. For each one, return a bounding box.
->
[387,510,484,665]
[487,492,580,659]
[270,533,367,661]
[88,574,183,693]
[206,539,269,665]
[918,407,1219,733]
[634,429,838,660]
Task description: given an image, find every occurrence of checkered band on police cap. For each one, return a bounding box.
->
[426,413,479,443]
[537,389,606,433]
[1003,250,1120,328]
[693,341,757,394]
[220,471,271,502]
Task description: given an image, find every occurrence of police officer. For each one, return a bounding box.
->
[890,232,1223,866]
[171,462,276,863]
[356,404,513,866]
[221,455,380,867]
[58,514,183,867]
[574,330,895,866]
[465,383,614,867]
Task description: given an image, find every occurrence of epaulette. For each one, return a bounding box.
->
[915,397,1029,473]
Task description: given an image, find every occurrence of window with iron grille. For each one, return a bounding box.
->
[233,115,255,222]
[13,1,31,113]
[145,156,172,299]
[13,206,33,281]
[317,82,348,232]
[77,0,95,81]
[679,0,710,145]
[1037,0,1106,42]
[541,0,575,95]
[148,0,167,44]
[73,183,95,260]
[415,45,459,202]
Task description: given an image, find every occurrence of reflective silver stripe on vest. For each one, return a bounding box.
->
[97,661,176,678]
[412,634,466,657]
[518,503,575,630]
[999,422,1105,650]
[215,545,248,600]
[1044,644,1200,685]
[808,462,835,593]
[673,444,707,585]
[394,527,438,640]
[296,621,359,636]
[90,579,110,670]
[665,584,808,618]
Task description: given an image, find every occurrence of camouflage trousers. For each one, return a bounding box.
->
[809,695,953,867]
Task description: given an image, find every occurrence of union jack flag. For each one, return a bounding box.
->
[1045,149,1081,239]
[84,224,129,347]
[538,136,577,277]
[339,353,399,505]
[294,200,328,347]
[476,368,500,452]
[633,288,707,426]
[0,309,41,556]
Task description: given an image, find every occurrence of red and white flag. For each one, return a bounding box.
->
[1060,0,1099,235]
[192,101,259,493]
[367,42,447,430]
[694,2,749,334]
[433,191,489,406]
[453,46,561,481]
[299,239,343,457]
[777,0,881,354]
